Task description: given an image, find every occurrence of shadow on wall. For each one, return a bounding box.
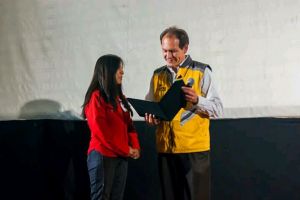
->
[18,99,82,120]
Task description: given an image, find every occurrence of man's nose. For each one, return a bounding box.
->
[166,51,172,58]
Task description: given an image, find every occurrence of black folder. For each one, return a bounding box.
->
[127,79,186,121]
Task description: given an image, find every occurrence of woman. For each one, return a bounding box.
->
[82,54,140,200]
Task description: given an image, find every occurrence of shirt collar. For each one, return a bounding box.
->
[179,55,192,67]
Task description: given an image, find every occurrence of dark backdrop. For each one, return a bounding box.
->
[0,118,300,200]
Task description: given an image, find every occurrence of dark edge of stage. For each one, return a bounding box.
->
[0,118,300,200]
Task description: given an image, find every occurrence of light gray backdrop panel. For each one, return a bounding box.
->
[0,0,300,120]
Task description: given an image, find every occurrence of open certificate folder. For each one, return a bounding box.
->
[127,79,187,121]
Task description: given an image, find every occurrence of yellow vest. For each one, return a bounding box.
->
[152,57,210,153]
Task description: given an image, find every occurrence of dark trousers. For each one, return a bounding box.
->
[158,151,211,200]
[102,156,128,200]
[87,150,104,200]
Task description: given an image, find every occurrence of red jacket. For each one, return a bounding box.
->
[85,90,140,157]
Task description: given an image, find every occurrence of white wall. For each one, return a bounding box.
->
[0,0,300,120]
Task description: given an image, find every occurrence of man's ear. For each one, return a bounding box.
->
[183,45,189,53]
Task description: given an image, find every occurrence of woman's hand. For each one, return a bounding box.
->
[129,146,140,159]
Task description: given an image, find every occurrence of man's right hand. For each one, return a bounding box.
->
[145,113,160,126]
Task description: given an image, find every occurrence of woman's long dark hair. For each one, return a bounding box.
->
[81,54,133,118]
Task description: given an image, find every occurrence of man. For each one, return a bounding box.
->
[145,26,223,200]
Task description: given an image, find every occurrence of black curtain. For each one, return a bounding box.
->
[1,118,300,200]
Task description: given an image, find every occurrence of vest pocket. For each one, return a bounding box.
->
[172,117,210,151]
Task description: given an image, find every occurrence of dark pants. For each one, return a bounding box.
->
[158,151,211,200]
[102,156,128,200]
[87,150,104,200]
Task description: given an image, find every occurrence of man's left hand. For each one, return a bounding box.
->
[182,86,198,105]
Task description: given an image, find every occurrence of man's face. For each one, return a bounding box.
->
[161,35,188,68]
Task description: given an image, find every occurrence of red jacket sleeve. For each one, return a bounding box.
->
[86,92,130,157]
[127,116,140,149]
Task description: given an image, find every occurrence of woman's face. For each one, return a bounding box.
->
[115,64,124,85]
